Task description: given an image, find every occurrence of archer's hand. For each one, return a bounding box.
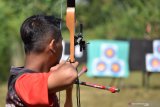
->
[50,60,79,71]
[48,61,79,93]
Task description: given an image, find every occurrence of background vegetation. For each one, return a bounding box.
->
[0,0,160,106]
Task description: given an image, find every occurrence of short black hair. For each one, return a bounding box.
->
[20,15,61,54]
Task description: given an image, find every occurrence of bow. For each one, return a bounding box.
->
[65,0,120,107]
[66,1,82,107]
[66,0,86,62]
[66,0,75,63]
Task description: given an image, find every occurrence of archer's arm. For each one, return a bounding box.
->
[47,62,78,94]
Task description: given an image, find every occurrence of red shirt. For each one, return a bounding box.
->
[15,72,59,107]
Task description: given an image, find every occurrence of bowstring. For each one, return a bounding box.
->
[75,2,81,106]
[60,0,64,30]
[58,0,64,106]
[76,77,81,107]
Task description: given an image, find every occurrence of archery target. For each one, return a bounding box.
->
[101,44,118,59]
[87,40,129,78]
[146,54,160,72]
[92,58,109,76]
[153,40,160,55]
[110,60,125,76]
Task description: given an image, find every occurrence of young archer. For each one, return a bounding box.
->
[6,15,78,107]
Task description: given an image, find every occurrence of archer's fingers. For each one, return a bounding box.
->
[59,60,66,65]
[50,61,65,71]
[50,65,59,71]
[50,62,63,71]
[71,61,79,68]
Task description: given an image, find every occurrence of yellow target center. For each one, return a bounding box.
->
[152,60,159,67]
[112,64,119,72]
[106,49,113,57]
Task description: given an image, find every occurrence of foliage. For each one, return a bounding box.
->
[0,0,63,81]
[77,0,160,39]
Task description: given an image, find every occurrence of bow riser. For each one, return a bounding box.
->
[66,0,76,63]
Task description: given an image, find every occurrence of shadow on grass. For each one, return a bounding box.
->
[149,86,160,90]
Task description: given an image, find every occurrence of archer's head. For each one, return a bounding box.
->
[20,15,63,67]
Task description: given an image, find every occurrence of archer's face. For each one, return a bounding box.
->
[48,32,63,67]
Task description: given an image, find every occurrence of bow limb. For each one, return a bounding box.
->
[66,0,75,63]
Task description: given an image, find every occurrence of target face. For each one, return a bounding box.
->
[92,58,109,76]
[87,40,129,78]
[111,62,121,73]
[150,58,160,68]
[101,44,117,59]
[110,60,125,77]
[96,62,106,72]
[146,54,160,72]
[105,48,115,58]
[153,40,160,54]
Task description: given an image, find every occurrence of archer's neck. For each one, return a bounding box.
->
[24,53,51,72]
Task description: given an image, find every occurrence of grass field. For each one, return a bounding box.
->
[1,72,160,107]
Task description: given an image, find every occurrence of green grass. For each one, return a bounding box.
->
[1,72,160,107]
[0,82,7,106]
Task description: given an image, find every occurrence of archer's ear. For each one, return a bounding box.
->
[49,39,56,53]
